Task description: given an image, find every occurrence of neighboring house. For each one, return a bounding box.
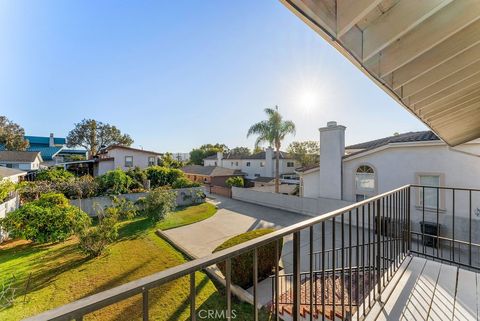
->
[23,133,87,166]
[0,151,43,171]
[181,165,245,187]
[297,122,480,205]
[0,167,27,183]
[203,147,300,183]
[94,145,162,176]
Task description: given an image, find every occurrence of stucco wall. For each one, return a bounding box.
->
[0,196,19,242]
[232,187,353,217]
[70,187,204,216]
[106,148,158,172]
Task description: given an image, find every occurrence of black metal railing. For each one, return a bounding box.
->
[25,185,410,321]
[409,185,480,270]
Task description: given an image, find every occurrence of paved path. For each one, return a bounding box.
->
[163,194,310,258]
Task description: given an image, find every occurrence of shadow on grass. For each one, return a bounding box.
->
[117,217,153,240]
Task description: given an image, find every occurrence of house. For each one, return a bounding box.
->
[298,121,480,202]
[203,147,300,183]
[23,133,87,166]
[0,167,27,183]
[0,151,43,171]
[94,145,162,176]
[181,165,245,187]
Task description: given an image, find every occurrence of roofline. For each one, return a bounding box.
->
[103,145,162,156]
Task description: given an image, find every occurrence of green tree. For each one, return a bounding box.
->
[225,176,244,188]
[287,141,319,167]
[247,106,295,193]
[159,152,184,169]
[66,119,133,157]
[141,187,177,222]
[36,167,75,182]
[97,169,133,195]
[0,116,29,151]
[189,143,228,165]
[229,147,251,157]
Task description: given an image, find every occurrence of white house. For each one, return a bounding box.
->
[299,122,480,201]
[0,167,27,183]
[203,147,300,182]
[94,145,162,176]
[0,151,43,171]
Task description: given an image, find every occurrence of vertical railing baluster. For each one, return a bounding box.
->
[226,258,232,321]
[142,288,149,321]
[253,248,258,321]
[190,273,196,321]
[310,226,314,321]
[407,186,411,255]
[376,198,382,302]
[332,217,336,320]
[341,213,345,319]
[293,232,301,321]
[367,202,371,308]
[469,190,472,266]
[355,208,359,321]
[452,189,455,263]
[362,205,365,317]
[322,222,326,321]
[275,240,280,321]
[422,186,425,255]
[349,210,353,319]
[436,188,440,259]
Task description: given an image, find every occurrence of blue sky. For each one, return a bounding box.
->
[0,1,427,152]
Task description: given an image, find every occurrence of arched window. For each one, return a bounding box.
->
[355,165,375,201]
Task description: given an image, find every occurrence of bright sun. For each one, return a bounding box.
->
[299,90,318,112]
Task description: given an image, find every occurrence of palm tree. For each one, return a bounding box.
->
[247,106,296,193]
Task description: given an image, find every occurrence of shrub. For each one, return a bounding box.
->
[146,166,183,188]
[225,176,244,188]
[171,176,201,189]
[36,167,74,182]
[0,180,16,203]
[78,208,118,257]
[17,181,55,203]
[110,196,138,220]
[141,187,177,222]
[18,176,99,202]
[97,169,132,195]
[126,167,147,190]
[1,193,90,243]
[213,229,282,289]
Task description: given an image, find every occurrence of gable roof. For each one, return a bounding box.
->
[346,131,440,151]
[204,151,293,160]
[101,145,162,156]
[0,167,27,179]
[181,165,245,177]
[27,146,63,161]
[0,150,42,163]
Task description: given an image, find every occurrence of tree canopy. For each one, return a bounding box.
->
[287,141,319,167]
[0,116,29,151]
[66,119,133,156]
[229,147,251,157]
[189,143,228,165]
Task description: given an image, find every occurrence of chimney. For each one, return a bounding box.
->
[217,151,223,166]
[265,147,274,177]
[49,133,55,147]
[319,121,346,200]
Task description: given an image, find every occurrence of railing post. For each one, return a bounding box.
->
[226,258,232,321]
[293,231,301,321]
[376,198,382,302]
[253,248,258,321]
[190,273,196,321]
[142,288,149,321]
[407,186,411,253]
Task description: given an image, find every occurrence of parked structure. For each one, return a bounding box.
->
[0,151,43,171]
[94,145,162,176]
[0,167,27,183]
[181,165,245,188]
[203,147,299,183]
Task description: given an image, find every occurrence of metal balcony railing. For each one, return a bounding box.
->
[23,184,480,321]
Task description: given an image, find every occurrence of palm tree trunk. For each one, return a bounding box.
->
[275,145,280,193]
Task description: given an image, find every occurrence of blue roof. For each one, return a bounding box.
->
[25,135,66,146]
[27,146,63,161]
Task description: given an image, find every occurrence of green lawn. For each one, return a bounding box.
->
[0,203,269,321]
[157,202,217,230]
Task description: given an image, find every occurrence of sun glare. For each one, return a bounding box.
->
[299,89,318,112]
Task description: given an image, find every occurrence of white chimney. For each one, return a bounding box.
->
[265,147,274,177]
[49,133,55,147]
[319,121,346,200]
[217,151,223,166]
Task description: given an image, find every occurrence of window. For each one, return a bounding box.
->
[125,156,133,167]
[355,165,375,200]
[254,174,260,177]
[287,162,294,167]
[418,174,441,208]
[148,156,156,166]
[214,161,217,166]
[231,162,234,166]
[260,162,265,167]
[235,162,239,166]
[246,162,251,167]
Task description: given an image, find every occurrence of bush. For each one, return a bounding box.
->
[213,229,281,289]
[141,187,177,222]
[36,167,74,182]
[146,166,183,188]
[126,167,147,190]
[110,196,138,220]
[97,169,132,195]
[0,180,16,203]
[225,176,244,188]
[78,208,118,257]
[1,193,90,243]
[18,176,99,202]
[171,176,201,189]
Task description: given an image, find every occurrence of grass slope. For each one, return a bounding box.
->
[157,202,217,230]
[0,203,269,320]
